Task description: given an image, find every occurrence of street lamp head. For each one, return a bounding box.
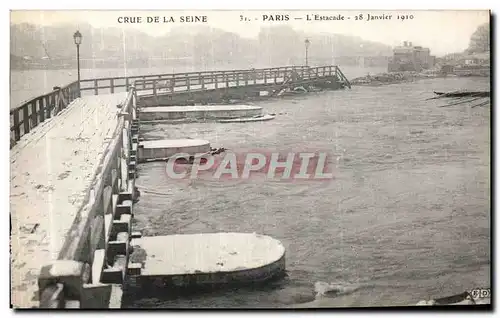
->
[73,30,82,45]
[305,38,311,48]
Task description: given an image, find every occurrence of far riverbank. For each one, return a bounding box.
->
[350,70,490,87]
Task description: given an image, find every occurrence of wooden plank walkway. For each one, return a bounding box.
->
[10,92,127,308]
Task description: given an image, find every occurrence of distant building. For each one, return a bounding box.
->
[437,51,490,76]
[459,52,490,66]
[388,41,435,72]
[452,52,490,77]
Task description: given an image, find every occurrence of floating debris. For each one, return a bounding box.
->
[427,90,490,108]
[433,90,490,98]
[351,71,437,86]
[209,147,226,155]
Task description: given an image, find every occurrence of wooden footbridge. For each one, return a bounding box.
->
[135,65,351,106]
[10,65,350,308]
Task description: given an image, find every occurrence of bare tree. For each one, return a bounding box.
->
[467,23,490,53]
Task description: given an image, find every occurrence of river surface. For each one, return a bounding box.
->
[124,76,490,308]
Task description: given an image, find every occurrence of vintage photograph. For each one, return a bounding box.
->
[9,10,491,309]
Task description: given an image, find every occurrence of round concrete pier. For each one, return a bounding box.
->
[139,105,263,121]
[139,139,211,162]
[130,233,286,288]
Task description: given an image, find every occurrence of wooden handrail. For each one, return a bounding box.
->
[78,65,310,83]
[10,80,79,115]
[132,65,345,95]
[10,81,80,148]
[77,66,311,93]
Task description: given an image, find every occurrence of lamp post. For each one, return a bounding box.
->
[305,38,311,67]
[73,30,82,97]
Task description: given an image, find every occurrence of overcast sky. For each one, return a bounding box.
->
[11,10,489,56]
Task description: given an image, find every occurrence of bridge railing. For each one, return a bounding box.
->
[10,81,80,148]
[37,85,139,308]
[78,65,311,94]
[132,65,341,95]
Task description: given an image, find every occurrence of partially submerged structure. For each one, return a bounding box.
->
[437,52,490,77]
[388,41,435,72]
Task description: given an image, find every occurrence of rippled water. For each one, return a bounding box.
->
[126,77,490,308]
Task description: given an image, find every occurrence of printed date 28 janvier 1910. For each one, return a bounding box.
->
[306,13,414,21]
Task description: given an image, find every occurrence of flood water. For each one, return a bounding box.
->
[125,77,490,308]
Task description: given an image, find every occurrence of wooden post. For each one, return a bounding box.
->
[45,96,51,119]
[215,73,219,89]
[187,77,191,91]
[39,99,45,123]
[274,69,277,84]
[125,78,130,91]
[60,89,68,111]
[244,72,248,86]
[225,74,229,88]
[31,101,38,127]
[23,105,30,135]
[110,79,115,94]
[153,81,157,96]
[264,71,267,84]
[170,77,175,93]
[73,83,78,101]
[142,77,146,90]
[94,80,99,95]
[38,261,89,308]
[201,75,205,89]
[54,91,59,115]
[52,92,58,115]
[13,111,20,141]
